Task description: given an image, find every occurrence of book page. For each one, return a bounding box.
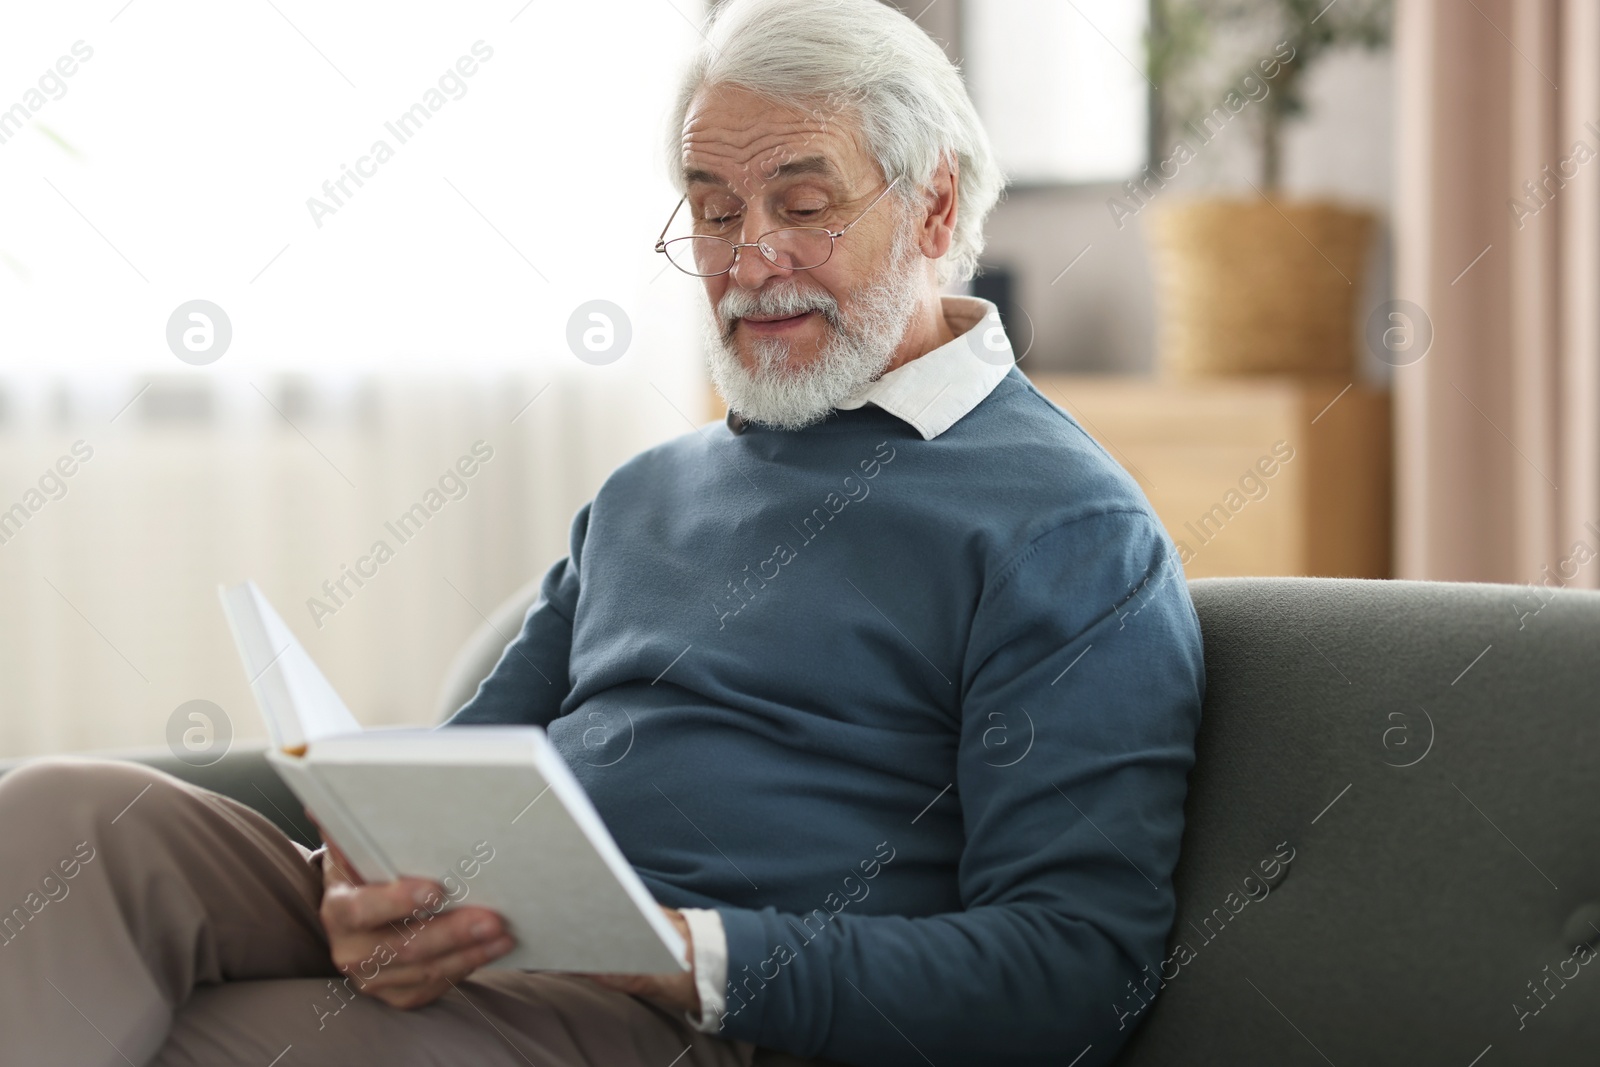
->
[219,581,361,751]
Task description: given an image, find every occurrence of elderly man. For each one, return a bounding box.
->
[0,1,1202,1065]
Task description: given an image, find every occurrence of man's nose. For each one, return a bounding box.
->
[728,220,792,289]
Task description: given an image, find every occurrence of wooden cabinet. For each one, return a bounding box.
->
[1026,374,1392,579]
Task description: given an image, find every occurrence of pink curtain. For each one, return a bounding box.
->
[1395,0,1600,586]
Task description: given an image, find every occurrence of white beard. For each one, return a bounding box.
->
[703,215,925,431]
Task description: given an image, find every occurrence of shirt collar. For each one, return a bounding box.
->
[833,294,1014,440]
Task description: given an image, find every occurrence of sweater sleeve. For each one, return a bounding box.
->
[708,510,1205,1067]
[442,501,590,728]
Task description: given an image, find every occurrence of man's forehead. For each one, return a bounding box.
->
[679,85,867,194]
[684,154,844,191]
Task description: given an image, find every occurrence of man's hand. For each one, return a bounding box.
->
[317,835,515,1010]
[583,907,701,1018]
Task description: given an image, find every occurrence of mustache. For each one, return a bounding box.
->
[716,283,842,343]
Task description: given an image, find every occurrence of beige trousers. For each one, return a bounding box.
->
[0,758,832,1067]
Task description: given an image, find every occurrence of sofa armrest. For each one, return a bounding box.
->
[0,742,319,848]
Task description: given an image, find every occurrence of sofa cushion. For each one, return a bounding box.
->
[1115,577,1600,1064]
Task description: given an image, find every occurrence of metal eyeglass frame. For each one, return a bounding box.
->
[654,174,904,277]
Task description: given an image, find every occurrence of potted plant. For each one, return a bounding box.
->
[1141,0,1392,378]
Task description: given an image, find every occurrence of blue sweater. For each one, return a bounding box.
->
[447,367,1205,1066]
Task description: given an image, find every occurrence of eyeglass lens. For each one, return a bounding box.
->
[664,228,835,277]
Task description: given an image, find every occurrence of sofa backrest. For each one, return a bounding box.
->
[1115,576,1600,1064]
[434,575,546,721]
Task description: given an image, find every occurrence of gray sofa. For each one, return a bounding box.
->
[6,576,1598,1063]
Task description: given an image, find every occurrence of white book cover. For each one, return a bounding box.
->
[219,581,687,975]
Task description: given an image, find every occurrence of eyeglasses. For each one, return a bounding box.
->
[654,175,903,278]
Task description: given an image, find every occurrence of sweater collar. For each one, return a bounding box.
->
[832,294,1014,440]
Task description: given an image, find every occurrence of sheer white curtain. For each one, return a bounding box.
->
[0,0,715,757]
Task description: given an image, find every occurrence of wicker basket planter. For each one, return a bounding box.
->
[1145,197,1375,378]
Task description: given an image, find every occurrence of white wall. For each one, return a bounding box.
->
[891,0,1395,376]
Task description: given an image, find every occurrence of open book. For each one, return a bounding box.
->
[218,581,687,975]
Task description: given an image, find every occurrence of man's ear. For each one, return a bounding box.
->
[915,154,959,261]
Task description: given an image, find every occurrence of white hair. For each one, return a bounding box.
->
[665,0,1006,286]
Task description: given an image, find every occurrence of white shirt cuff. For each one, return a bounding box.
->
[678,907,728,1033]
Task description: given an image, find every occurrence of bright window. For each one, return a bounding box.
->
[0,0,707,375]
[963,0,1149,185]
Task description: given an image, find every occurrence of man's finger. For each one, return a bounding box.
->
[337,903,504,972]
[386,906,505,967]
[341,931,515,995]
[326,877,443,933]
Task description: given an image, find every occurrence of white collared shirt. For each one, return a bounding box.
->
[833,294,1015,439]
[680,292,1015,1034]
